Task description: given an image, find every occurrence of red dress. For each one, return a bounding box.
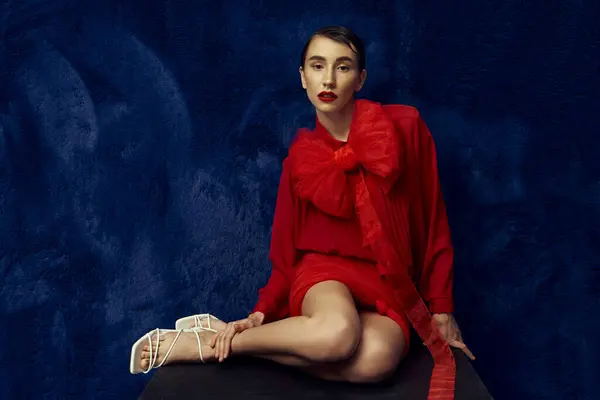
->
[252,99,456,400]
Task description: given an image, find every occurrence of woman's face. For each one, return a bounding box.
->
[300,35,366,115]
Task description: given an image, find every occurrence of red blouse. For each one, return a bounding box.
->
[252,104,454,323]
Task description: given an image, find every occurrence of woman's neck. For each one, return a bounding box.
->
[316,100,355,142]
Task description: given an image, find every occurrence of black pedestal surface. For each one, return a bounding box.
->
[140,346,492,399]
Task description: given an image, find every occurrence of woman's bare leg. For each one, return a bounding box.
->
[228,280,361,361]
[256,311,407,383]
[140,281,406,383]
[140,280,361,369]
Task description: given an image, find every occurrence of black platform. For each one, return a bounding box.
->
[140,345,492,399]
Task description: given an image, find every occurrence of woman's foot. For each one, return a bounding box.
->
[140,329,217,370]
[177,314,227,331]
[203,317,227,332]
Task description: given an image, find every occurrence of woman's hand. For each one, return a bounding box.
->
[432,313,476,360]
[211,311,265,362]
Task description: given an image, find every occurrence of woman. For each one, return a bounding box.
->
[131,25,474,400]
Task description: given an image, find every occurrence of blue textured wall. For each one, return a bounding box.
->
[1,1,598,399]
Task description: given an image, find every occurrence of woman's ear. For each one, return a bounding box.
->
[356,69,367,92]
[299,66,307,89]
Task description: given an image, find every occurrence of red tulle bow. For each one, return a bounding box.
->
[289,100,402,218]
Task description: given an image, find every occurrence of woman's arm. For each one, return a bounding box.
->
[414,115,455,314]
[251,159,297,322]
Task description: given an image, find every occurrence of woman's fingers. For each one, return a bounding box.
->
[449,339,476,360]
[462,345,476,360]
[209,317,258,362]
[222,327,233,360]
[248,314,260,327]
[218,325,231,361]
[223,323,238,361]
[449,329,476,360]
[223,319,253,360]
[217,326,229,361]
[224,322,244,359]
[215,331,222,360]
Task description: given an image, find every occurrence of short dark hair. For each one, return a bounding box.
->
[300,26,366,71]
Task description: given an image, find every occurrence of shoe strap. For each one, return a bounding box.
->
[146,327,212,372]
[193,329,203,362]
[193,313,219,330]
[144,329,184,372]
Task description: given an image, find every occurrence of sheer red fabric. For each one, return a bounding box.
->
[253,99,456,399]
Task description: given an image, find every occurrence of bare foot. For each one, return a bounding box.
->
[140,330,216,370]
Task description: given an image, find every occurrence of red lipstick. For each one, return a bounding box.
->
[317,91,338,103]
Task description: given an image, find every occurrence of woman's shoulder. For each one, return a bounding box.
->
[381,103,421,121]
[357,99,423,133]
[378,102,430,147]
[355,98,420,120]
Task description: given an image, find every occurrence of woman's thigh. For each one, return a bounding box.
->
[301,280,358,318]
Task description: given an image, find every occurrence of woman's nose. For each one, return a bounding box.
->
[322,69,336,88]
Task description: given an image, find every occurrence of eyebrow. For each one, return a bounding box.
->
[308,55,355,64]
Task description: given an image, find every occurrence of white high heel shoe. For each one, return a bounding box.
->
[129,326,216,374]
[175,313,221,331]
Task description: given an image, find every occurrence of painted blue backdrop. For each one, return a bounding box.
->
[1,1,598,399]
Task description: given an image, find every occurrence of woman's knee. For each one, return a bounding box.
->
[350,341,404,383]
[301,281,362,362]
[347,317,406,383]
[309,312,362,362]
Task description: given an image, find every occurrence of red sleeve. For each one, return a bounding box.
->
[414,114,455,314]
[251,159,297,322]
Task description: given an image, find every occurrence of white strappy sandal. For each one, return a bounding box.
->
[175,313,221,331]
[129,327,216,374]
